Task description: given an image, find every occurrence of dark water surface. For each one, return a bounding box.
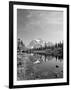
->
[17,52,63,80]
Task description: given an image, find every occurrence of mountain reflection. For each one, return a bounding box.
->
[17,52,63,80]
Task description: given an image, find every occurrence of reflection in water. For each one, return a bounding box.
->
[17,53,63,80]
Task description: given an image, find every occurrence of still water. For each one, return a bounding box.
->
[17,53,63,80]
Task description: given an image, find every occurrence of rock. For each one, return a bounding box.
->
[56,65,59,68]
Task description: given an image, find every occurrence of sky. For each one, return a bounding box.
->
[17,9,63,46]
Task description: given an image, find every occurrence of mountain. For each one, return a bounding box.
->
[27,39,45,49]
[17,38,54,51]
[46,42,53,47]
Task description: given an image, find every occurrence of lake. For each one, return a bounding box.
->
[17,52,63,80]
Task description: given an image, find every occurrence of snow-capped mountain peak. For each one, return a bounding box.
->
[27,39,53,49]
[27,39,44,49]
